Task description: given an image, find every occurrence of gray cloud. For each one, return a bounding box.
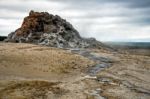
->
[0,0,150,42]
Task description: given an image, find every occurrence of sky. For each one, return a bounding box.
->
[0,0,150,42]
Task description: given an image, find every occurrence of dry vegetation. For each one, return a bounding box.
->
[0,43,94,77]
[0,80,66,99]
[0,42,150,99]
[0,43,95,99]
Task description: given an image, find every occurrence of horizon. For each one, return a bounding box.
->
[0,0,150,42]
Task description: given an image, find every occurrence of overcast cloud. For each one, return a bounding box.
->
[0,0,150,42]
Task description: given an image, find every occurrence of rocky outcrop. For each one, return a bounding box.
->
[6,10,105,48]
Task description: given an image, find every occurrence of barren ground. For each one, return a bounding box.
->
[0,43,150,99]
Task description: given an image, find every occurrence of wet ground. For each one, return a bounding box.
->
[70,48,150,99]
[70,49,113,76]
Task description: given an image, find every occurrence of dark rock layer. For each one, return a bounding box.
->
[6,10,105,49]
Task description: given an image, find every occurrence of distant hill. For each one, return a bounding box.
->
[104,42,150,56]
[105,42,150,49]
[0,36,7,41]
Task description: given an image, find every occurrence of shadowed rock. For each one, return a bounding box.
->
[0,36,7,41]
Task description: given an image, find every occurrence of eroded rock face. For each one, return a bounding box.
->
[6,10,104,48]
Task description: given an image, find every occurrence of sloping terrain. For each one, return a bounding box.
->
[0,43,150,99]
[0,43,95,99]
[0,43,94,78]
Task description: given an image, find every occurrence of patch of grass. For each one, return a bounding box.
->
[0,43,95,74]
[0,80,66,99]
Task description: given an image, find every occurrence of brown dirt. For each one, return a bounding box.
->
[0,42,150,99]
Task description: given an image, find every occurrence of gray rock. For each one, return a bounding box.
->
[6,10,109,49]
